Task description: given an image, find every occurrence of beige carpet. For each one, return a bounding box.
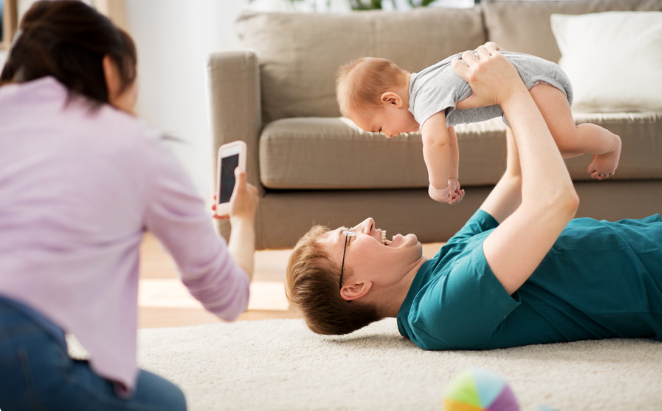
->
[68,318,662,411]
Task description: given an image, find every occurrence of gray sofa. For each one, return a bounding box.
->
[207,0,662,250]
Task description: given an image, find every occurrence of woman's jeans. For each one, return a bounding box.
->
[0,300,186,411]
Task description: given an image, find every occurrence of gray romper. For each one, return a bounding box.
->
[408,51,573,127]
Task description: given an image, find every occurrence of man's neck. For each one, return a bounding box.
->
[379,256,427,318]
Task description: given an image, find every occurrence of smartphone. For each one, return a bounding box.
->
[215,141,247,217]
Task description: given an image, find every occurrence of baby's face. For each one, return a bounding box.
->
[351,105,419,139]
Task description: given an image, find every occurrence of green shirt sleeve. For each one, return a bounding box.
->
[407,212,520,350]
[446,209,500,245]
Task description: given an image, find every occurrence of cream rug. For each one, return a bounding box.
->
[69,318,662,411]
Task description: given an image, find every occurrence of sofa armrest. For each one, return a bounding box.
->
[207,50,263,241]
[207,50,263,194]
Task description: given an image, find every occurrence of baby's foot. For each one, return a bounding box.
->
[588,135,621,180]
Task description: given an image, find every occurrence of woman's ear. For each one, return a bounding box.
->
[340,281,373,301]
[102,54,137,114]
[102,55,121,102]
[380,91,403,107]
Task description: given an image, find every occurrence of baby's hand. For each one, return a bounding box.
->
[448,178,465,205]
[428,184,453,204]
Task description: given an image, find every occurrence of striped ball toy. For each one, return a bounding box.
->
[443,368,519,411]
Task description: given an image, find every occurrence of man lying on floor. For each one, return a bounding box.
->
[285,44,662,350]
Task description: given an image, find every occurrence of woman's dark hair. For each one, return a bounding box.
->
[0,0,137,105]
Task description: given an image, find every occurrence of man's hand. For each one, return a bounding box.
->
[478,41,502,52]
[452,42,525,109]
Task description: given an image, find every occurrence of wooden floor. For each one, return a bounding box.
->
[138,234,444,329]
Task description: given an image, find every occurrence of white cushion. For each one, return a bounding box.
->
[551,11,662,113]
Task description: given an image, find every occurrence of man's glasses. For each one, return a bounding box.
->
[339,229,356,290]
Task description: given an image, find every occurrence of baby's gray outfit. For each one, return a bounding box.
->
[408,51,573,127]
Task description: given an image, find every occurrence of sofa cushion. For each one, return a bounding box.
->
[483,0,662,63]
[259,114,662,190]
[566,112,662,182]
[259,117,429,189]
[236,8,485,123]
[551,11,662,113]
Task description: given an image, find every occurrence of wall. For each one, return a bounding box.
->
[124,0,249,197]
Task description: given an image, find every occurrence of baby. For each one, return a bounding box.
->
[336,44,622,204]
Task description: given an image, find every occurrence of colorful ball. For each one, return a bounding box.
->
[443,368,519,411]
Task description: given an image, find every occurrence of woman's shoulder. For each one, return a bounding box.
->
[93,106,162,144]
[2,77,162,145]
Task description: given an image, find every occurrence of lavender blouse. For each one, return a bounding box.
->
[0,77,250,392]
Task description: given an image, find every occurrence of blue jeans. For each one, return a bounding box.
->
[0,300,187,411]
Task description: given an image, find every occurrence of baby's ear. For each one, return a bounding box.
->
[380,91,401,106]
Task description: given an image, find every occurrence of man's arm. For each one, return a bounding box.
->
[453,47,578,295]
[479,128,522,223]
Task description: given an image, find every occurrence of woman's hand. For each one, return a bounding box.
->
[228,168,258,223]
[211,168,259,223]
[452,43,526,109]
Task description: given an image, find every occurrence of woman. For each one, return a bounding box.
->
[0,2,258,410]
[286,43,662,349]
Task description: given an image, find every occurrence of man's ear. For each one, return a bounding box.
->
[380,91,402,107]
[340,281,373,302]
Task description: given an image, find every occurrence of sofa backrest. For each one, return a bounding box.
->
[483,0,662,63]
[236,8,485,123]
[236,0,662,124]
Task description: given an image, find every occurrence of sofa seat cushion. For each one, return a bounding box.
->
[259,117,429,189]
[259,113,662,190]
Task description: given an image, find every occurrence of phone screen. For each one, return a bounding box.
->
[219,154,239,204]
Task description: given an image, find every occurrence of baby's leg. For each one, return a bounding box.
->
[529,84,621,180]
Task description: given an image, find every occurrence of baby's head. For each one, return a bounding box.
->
[336,57,418,138]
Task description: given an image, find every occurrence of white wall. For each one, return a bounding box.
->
[124,0,250,197]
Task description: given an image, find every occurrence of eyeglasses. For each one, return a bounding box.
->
[339,229,356,290]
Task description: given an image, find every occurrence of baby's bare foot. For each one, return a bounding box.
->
[588,135,622,180]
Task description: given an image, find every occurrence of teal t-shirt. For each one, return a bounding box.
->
[397,210,662,350]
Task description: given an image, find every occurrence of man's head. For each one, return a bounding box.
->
[336,57,419,138]
[286,217,425,335]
